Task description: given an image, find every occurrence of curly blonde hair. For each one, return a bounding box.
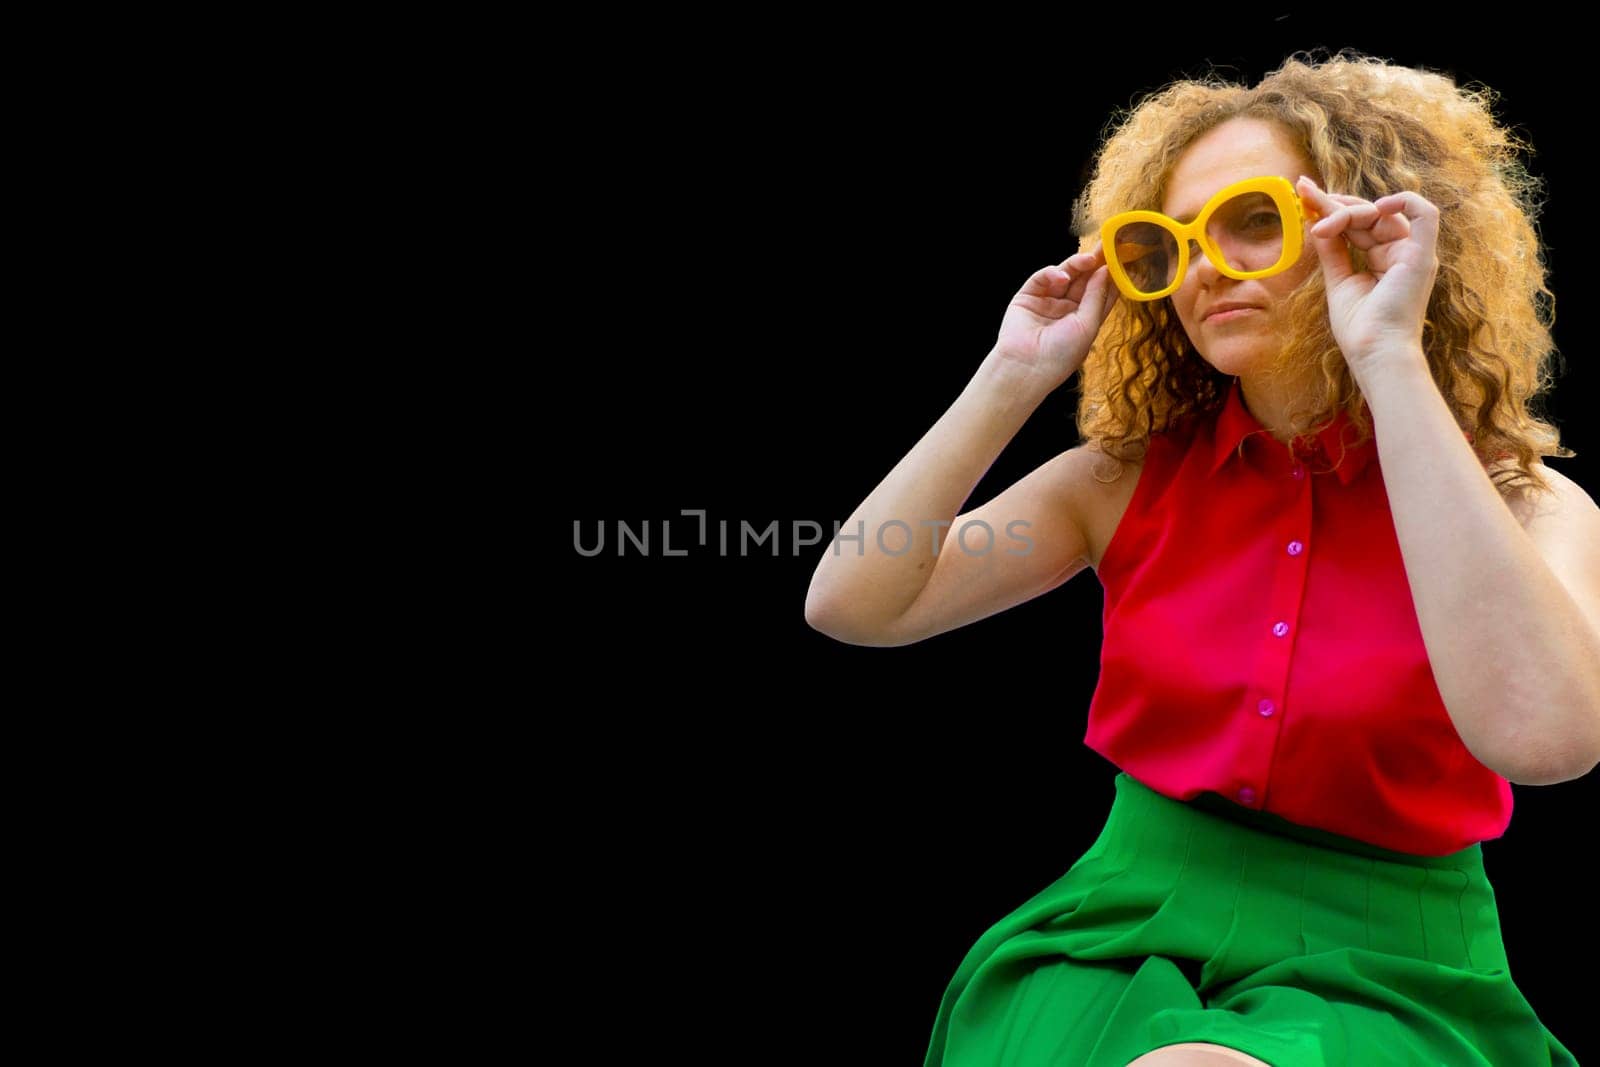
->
[1071,47,1573,497]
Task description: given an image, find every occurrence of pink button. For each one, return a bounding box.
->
[1238,787,1256,804]
[1258,699,1275,717]
[1287,540,1303,555]
[1293,464,1305,480]
[1272,621,1289,637]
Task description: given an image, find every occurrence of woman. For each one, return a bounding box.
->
[804,50,1594,1065]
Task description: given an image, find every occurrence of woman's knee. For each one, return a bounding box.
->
[1123,1042,1274,1066]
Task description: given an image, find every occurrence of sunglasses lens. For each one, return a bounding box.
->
[1110,221,1179,296]
[1111,192,1289,296]
[1206,192,1285,274]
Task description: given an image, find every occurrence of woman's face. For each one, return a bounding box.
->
[1161,118,1321,375]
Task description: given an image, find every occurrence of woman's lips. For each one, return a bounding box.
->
[1206,307,1260,323]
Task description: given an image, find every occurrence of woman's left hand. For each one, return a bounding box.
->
[1295,175,1439,378]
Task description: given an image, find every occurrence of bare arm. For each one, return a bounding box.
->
[804,352,1102,646]
[804,247,1120,645]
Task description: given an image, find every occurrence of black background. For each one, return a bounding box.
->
[550,24,1595,1064]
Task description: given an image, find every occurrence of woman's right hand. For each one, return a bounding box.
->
[991,244,1121,391]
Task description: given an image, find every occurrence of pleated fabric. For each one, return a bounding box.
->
[923,772,1577,1066]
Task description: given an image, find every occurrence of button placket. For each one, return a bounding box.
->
[1240,455,1315,814]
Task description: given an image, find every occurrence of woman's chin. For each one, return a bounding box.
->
[1196,346,1272,376]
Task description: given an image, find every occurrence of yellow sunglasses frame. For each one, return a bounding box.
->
[1098,175,1323,302]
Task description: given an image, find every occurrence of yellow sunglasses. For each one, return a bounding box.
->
[1098,175,1323,302]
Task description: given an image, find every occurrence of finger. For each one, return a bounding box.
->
[1313,200,1416,253]
[1083,262,1116,318]
[1045,258,1080,286]
[1300,175,1384,212]
[1050,251,1104,295]
[1032,260,1092,300]
[1297,178,1380,224]
[1023,266,1070,303]
[1296,174,1337,219]
[1370,202,1413,242]
[1374,190,1439,252]
[1043,257,1088,278]
[1057,249,1101,275]
[1307,216,1356,288]
[1060,261,1112,318]
[1311,201,1383,237]
[1065,262,1100,304]
[1097,262,1120,305]
[1301,179,1358,285]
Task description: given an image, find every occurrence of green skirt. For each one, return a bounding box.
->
[923,771,1576,1066]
